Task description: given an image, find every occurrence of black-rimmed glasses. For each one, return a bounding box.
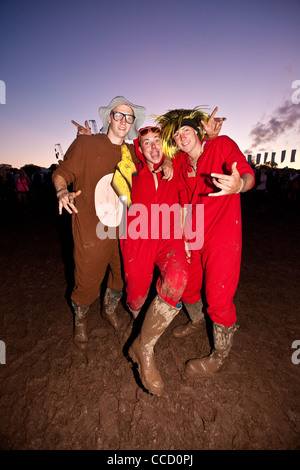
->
[110,111,136,124]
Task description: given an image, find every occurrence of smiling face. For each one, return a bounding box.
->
[173,125,202,159]
[139,131,163,171]
[107,104,134,143]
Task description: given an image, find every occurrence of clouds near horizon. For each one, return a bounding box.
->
[245,99,300,154]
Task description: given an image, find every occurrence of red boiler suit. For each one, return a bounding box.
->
[179,135,255,327]
[120,140,188,313]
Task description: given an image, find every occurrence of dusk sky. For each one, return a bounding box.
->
[1,0,300,170]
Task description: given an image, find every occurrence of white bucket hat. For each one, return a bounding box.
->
[99,96,146,140]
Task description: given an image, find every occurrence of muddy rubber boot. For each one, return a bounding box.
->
[102,288,127,331]
[185,322,239,377]
[123,307,140,343]
[128,295,181,396]
[172,299,206,338]
[72,302,90,350]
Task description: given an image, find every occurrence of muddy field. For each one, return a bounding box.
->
[0,192,299,453]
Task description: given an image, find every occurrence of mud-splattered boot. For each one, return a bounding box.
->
[185,322,239,377]
[172,299,206,338]
[72,301,90,350]
[123,307,141,343]
[102,288,127,331]
[128,295,181,396]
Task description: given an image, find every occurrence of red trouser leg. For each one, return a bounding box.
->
[181,238,240,327]
[181,250,203,304]
[155,239,189,307]
[122,239,156,313]
[122,238,188,312]
[202,237,240,327]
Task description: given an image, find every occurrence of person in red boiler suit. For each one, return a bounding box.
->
[120,126,189,397]
[156,107,254,377]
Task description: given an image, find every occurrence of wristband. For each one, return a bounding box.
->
[56,188,67,194]
[57,191,69,201]
[235,179,244,194]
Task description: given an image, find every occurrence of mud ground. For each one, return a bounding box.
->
[0,193,299,452]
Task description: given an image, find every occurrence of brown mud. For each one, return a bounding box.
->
[0,195,299,451]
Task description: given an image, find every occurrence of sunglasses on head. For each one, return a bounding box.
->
[138,126,161,137]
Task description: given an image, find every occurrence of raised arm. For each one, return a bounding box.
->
[202,106,226,140]
[53,174,82,214]
[209,162,254,197]
[71,120,92,137]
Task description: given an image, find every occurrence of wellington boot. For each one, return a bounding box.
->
[128,295,181,396]
[129,335,164,396]
[73,320,88,350]
[172,319,206,338]
[72,302,89,350]
[185,322,238,377]
[102,307,128,331]
[122,318,134,343]
[122,308,140,343]
[102,288,127,331]
[172,299,205,338]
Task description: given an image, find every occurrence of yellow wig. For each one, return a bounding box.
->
[155,107,210,159]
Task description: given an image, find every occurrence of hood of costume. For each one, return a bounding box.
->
[133,137,164,171]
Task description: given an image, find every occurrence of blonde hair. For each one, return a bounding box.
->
[155,107,210,159]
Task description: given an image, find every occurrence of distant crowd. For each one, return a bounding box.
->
[0,162,299,216]
[0,164,57,214]
[247,163,300,212]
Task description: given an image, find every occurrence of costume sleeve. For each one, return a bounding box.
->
[215,136,255,186]
[52,136,86,185]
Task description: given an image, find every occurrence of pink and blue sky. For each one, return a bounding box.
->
[1,0,300,169]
